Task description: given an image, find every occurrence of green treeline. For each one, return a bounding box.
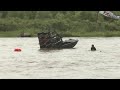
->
[0,11,120,37]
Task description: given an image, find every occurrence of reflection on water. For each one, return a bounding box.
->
[0,37,120,79]
[39,48,62,53]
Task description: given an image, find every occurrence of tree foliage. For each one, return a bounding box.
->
[0,11,120,33]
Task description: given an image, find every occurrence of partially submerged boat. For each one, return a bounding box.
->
[20,33,32,37]
[38,32,78,49]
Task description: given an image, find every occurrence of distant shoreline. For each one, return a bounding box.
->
[1,31,120,37]
[0,11,120,38]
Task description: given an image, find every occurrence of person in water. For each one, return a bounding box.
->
[91,44,96,51]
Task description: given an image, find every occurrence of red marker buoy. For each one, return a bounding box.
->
[14,48,22,52]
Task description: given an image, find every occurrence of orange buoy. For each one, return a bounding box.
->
[14,48,22,52]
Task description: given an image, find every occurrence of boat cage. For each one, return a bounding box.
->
[38,32,63,48]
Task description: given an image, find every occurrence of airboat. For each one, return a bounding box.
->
[38,32,78,49]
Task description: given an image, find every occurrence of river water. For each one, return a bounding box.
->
[0,37,120,79]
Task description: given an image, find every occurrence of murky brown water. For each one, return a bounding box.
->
[0,37,120,79]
